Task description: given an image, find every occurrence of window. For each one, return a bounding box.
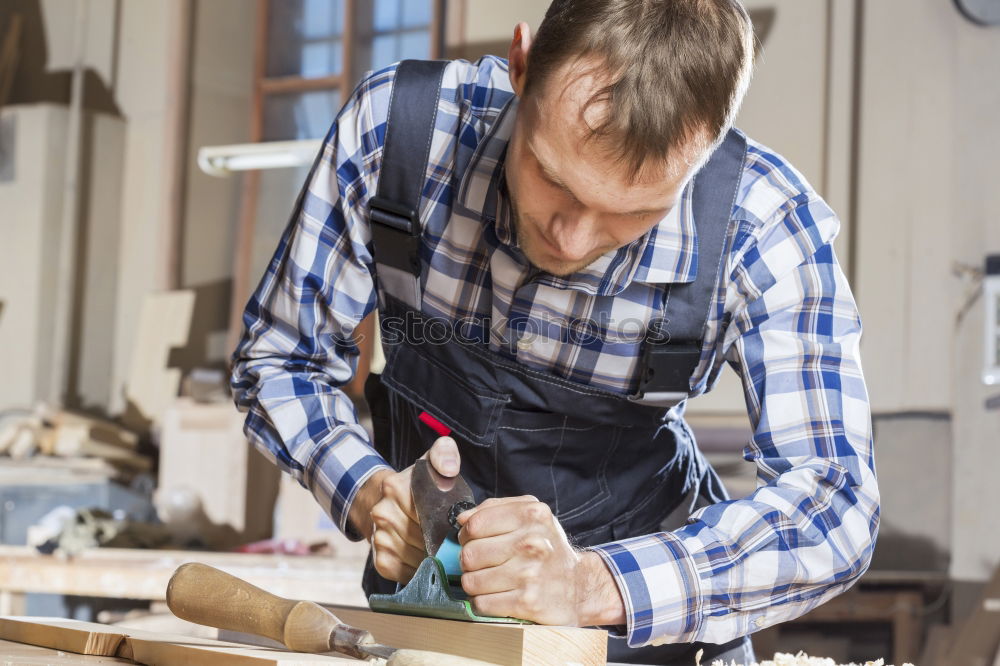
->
[258,0,442,141]
[242,0,444,287]
[230,0,444,397]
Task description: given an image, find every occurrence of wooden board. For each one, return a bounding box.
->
[0,617,357,664]
[0,638,132,664]
[326,605,607,666]
[0,617,127,656]
[158,398,279,545]
[123,290,195,429]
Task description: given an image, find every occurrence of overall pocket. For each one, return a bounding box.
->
[494,408,625,523]
[381,340,509,447]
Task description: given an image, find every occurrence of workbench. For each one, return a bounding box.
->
[0,611,608,665]
[0,546,369,616]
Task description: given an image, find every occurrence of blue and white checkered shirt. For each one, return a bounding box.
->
[232,56,879,647]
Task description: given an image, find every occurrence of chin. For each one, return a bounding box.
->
[522,245,591,277]
[514,213,595,276]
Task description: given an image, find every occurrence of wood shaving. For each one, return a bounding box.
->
[696,649,915,666]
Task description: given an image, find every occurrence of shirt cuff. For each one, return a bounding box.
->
[589,532,704,647]
[307,429,392,541]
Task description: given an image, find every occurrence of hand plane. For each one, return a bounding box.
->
[368,459,530,624]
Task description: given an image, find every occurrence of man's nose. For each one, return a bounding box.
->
[550,214,599,261]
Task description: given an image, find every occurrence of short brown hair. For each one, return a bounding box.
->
[524,0,755,179]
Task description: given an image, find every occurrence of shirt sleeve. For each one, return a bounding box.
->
[230,70,395,540]
[590,195,880,646]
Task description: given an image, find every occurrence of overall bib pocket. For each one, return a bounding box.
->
[495,408,625,523]
[380,339,509,447]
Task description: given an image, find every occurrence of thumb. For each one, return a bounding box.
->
[425,436,460,478]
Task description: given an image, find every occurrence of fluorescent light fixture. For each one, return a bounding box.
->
[197,139,323,176]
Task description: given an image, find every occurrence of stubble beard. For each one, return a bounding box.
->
[509,198,596,278]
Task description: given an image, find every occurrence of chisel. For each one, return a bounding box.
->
[166,562,497,665]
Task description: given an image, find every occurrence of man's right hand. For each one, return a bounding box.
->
[347,436,461,583]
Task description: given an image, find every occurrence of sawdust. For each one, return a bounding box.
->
[696,649,916,666]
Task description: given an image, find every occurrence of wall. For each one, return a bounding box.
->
[0,106,67,408]
[852,0,1000,583]
[106,0,180,414]
[0,0,254,413]
[0,0,127,411]
[178,0,255,368]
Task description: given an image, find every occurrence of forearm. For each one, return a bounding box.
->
[237,387,393,539]
[588,458,877,646]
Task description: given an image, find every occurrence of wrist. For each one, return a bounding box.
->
[575,550,627,627]
[347,468,392,540]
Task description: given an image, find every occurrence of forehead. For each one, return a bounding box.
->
[519,59,702,206]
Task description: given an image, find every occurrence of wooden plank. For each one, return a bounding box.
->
[0,618,357,664]
[0,617,128,657]
[158,398,279,544]
[0,638,132,664]
[326,605,607,666]
[260,75,343,95]
[123,290,196,428]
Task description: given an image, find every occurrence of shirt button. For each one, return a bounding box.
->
[755,616,766,627]
[516,336,532,351]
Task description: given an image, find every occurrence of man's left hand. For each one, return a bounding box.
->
[456,496,625,627]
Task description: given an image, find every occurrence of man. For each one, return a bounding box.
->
[231,1,880,663]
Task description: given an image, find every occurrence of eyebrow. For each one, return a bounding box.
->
[531,143,674,218]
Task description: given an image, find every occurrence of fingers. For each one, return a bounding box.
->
[424,436,461,477]
[372,533,420,583]
[370,495,425,551]
[371,516,426,583]
[461,560,523,596]
[460,528,556,578]
[370,469,426,584]
[457,496,546,545]
[380,465,419,523]
[459,532,518,572]
[470,589,545,621]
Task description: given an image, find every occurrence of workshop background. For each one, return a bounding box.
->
[0,0,998,664]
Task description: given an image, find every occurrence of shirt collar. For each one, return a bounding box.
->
[455,97,700,297]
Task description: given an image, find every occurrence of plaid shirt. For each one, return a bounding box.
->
[232,56,879,647]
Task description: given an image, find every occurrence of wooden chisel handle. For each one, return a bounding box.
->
[167,562,371,657]
[166,563,499,666]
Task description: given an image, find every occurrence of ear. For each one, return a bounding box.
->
[508,22,532,97]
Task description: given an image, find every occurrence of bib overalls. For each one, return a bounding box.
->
[360,60,755,666]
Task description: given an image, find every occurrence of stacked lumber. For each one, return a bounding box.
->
[0,406,148,475]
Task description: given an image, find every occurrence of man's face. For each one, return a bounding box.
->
[505,61,710,277]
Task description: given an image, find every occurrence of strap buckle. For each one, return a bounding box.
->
[629,332,702,406]
[370,196,422,276]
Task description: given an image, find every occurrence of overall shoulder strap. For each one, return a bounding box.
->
[369,59,448,309]
[632,129,748,406]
